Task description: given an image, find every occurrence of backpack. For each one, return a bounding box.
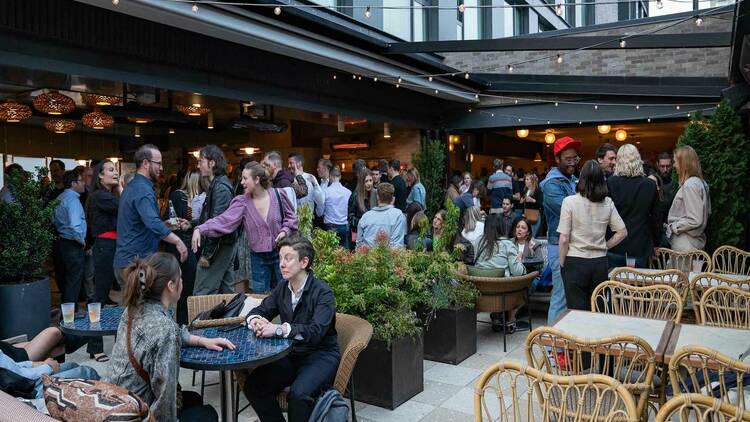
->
[308,389,349,422]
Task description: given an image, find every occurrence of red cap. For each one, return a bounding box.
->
[553,136,582,156]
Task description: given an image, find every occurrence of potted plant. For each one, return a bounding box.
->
[0,167,57,339]
[313,229,427,410]
[412,201,479,365]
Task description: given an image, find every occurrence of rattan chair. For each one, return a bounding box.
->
[474,359,639,422]
[712,246,750,276]
[652,248,712,273]
[591,280,683,323]
[698,285,750,329]
[455,266,539,352]
[667,345,750,410]
[689,274,750,324]
[655,393,750,422]
[525,327,656,418]
[610,267,690,301]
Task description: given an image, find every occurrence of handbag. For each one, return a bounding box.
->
[524,208,540,224]
[189,293,246,326]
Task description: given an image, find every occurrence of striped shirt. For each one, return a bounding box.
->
[487,171,513,208]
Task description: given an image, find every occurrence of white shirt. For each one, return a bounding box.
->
[297,172,325,212]
[320,181,351,225]
[247,277,307,339]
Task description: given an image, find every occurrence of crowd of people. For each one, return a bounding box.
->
[0,136,711,421]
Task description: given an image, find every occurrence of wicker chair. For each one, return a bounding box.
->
[524,326,656,418]
[667,345,750,410]
[689,273,750,324]
[655,393,750,422]
[591,280,683,323]
[652,248,711,273]
[712,246,750,276]
[698,285,750,329]
[455,265,539,352]
[474,359,639,422]
[609,267,690,302]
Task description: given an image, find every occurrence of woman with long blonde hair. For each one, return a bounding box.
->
[666,145,710,251]
[520,173,543,236]
[606,144,658,267]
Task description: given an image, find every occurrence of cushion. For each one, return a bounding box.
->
[43,375,154,422]
[239,296,264,319]
[467,265,505,278]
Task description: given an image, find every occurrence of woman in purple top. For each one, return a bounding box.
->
[191,161,298,293]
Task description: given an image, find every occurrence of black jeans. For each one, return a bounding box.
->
[92,238,117,304]
[181,390,218,421]
[561,256,609,311]
[165,242,197,325]
[243,350,340,422]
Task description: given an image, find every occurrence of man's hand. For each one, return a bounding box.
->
[191,229,201,253]
[44,358,60,373]
[177,218,191,231]
[176,240,188,263]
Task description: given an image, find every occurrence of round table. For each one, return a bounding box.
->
[180,325,292,422]
[58,306,124,337]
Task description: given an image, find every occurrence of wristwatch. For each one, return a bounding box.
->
[275,325,284,337]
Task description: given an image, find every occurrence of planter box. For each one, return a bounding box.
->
[353,333,423,410]
[0,277,51,340]
[423,306,477,365]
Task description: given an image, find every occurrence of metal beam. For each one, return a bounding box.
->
[386,32,732,53]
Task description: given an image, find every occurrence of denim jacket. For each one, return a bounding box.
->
[540,167,578,245]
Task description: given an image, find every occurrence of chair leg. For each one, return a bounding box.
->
[501,294,507,353]
[526,289,532,331]
[191,370,197,386]
[348,375,357,422]
[200,370,206,398]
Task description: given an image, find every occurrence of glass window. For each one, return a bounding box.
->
[514,6,529,34]
[309,0,335,7]
[463,0,480,39]
[413,1,425,41]
[582,0,595,25]
[383,0,412,40]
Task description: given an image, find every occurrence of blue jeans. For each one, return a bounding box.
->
[328,224,350,250]
[250,251,283,293]
[33,363,100,398]
[531,217,542,238]
[607,252,649,269]
[547,244,567,325]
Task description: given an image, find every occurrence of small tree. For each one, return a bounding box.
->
[676,100,750,250]
[413,136,446,217]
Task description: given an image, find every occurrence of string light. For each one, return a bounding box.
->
[554,102,559,107]
[458,3,465,12]
[112,0,119,4]
[332,75,337,80]
[507,65,513,73]
[555,3,563,15]
[192,2,198,12]
[619,39,626,48]
[594,105,598,110]
[556,54,563,64]
[636,105,640,110]
[657,0,664,8]
[365,6,372,18]
[274,6,281,15]
[373,77,378,82]
[695,16,703,26]
[464,72,469,79]
[428,76,433,82]
[397,77,402,83]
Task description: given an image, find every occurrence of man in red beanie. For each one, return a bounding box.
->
[539,136,581,324]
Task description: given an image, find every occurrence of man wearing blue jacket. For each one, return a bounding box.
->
[540,136,581,324]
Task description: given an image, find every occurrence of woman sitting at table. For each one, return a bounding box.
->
[474,214,527,332]
[243,235,340,422]
[105,252,235,422]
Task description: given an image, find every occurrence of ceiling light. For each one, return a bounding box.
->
[428,76,433,82]
[169,128,175,134]
[192,3,198,13]
[0,100,32,123]
[516,129,529,138]
[191,151,200,158]
[207,112,214,129]
[534,153,542,162]
[112,0,119,4]
[243,147,257,155]
[127,117,153,124]
[597,124,611,134]
[33,91,75,115]
[464,72,469,79]
[383,122,391,139]
[507,65,513,73]
[615,129,628,141]
[44,119,76,134]
[109,157,119,164]
[544,130,556,144]
[82,109,114,130]
[337,115,345,133]
[134,126,141,138]
[82,93,121,106]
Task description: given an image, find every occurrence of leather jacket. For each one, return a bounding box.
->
[197,175,236,261]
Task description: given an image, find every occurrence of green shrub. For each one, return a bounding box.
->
[413,137,446,217]
[0,168,57,283]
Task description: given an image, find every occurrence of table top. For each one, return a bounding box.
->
[59,306,124,337]
[688,272,750,286]
[552,310,673,361]
[180,326,292,371]
[609,267,678,279]
[663,323,750,363]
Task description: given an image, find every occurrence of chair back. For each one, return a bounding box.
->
[474,359,639,422]
[698,285,750,329]
[609,267,689,301]
[655,393,750,422]
[591,280,683,323]
[333,313,373,394]
[712,246,750,276]
[668,345,750,410]
[689,273,750,324]
[524,327,656,418]
[652,248,711,273]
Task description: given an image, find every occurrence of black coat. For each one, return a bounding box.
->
[248,272,339,357]
[196,175,236,259]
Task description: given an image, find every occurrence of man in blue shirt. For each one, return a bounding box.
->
[53,170,87,304]
[114,144,187,287]
[318,167,351,249]
[540,136,581,324]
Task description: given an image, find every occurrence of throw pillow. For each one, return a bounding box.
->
[467,265,505,278]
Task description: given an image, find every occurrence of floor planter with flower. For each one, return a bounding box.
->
[0,166,57,340]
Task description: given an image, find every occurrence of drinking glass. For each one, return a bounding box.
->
[88,302,101,323]
[626,257,636,268]
[61,303,75,324]
[692,259,705,273]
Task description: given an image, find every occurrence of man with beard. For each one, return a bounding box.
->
[113,144,187,289]
[595,143,616,179]
[540,136,581,324]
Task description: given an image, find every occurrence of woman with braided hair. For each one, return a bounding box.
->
[105,252,234,421]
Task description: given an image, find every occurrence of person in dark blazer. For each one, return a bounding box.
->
[242,235,340,422]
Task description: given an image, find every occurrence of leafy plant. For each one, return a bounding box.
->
[413,137,446,217]
[433,198,460,254]
[676,100,749,250]
[0,167,57,283]
[297,203,313,239]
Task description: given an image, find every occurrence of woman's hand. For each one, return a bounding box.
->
[191,228,201,253]
[275,231,286,243]
[200,337,236,352]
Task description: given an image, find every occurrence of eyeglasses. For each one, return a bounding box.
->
[148,160,162,166]
[561,155,580,164]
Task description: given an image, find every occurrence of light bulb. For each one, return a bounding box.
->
[647,117,651,122]
[396,83,400,88]
[333,75,337,80]
[112,0,119,5]
[547,120,551,124]
[578,121,582,125]
[508,65,513,73]
[554,102,559,107]
[491,113,494,117]
[619,39,626,48]
[474,94,479,99]
[695,16,703,26]
[468,108,472,112]
[464,72,469,79]
[365,6,372,18]
[636,105,640,110]
[676,105,680,110]
[517,118,522,122]
[556,54,563,64]
[434,89,439,94]
[373,77,378,82]
[352,74,357,79]
[397,77,402,83]
[594,104,599,110]
[192,3,198,13]
[274,6,282,15]
[656,0,663,8]
[555,3,562,15]
[428,76,433,82]
[514,99,518,104]
[458,3,465,12]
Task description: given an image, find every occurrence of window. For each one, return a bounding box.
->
[582,0,595,25]
[566,0,576,25]
[412,0,426,41]
[383,0,412,40]
[514,6,529,35]
[538,17,555,31]
[463,0,480,39]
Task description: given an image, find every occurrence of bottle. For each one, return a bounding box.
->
[168,200,177,227]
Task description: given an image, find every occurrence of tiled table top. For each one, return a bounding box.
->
[59,306,124,337]
[180,326,292,371]
[664,323,750,363]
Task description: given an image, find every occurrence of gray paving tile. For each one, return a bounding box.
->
[357,400,435,422]
[411,380,463,407]
[419,406,474,422]
[424,362,483,387]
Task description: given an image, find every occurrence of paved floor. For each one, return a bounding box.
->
[67,312,544,422]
